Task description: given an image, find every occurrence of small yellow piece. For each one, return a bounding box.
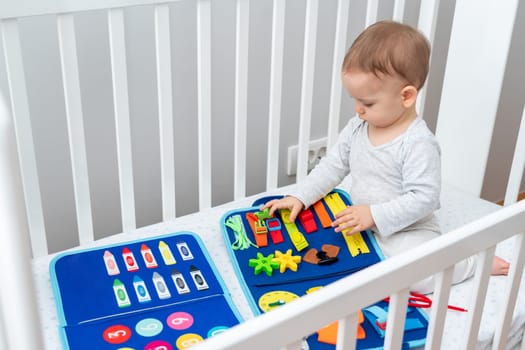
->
[280,209,309,252]
[272,249,302,273]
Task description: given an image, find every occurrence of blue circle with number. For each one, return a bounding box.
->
[135,318,163,337]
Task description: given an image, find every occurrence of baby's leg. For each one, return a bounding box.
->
[492,256,510,276]
[411,256,476,294]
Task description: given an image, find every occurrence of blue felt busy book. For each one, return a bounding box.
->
[221,189,429,349]
[50,232,242,350]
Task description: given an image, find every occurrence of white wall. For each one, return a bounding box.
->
[1,0,523,252]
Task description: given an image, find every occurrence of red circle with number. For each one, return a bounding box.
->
[103,324,132,344]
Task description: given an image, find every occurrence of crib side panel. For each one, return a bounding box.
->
[435,0,519,197]
[193,201,525,350]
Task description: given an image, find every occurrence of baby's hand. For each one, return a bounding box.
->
[260,196,304,222]
[332,204,374,234]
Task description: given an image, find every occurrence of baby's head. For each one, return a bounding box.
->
[342,20,430,90]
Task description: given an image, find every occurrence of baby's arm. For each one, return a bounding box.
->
[261,196,305,222]
[331,204,374,234]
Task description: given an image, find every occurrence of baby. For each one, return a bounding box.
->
[262,20,509,292]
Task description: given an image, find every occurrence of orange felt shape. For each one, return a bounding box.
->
[317,311,365,345]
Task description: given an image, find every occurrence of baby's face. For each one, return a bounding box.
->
[342,70,409,128]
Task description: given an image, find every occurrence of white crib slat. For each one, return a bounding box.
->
[0,318,6,350]
[108,8,136,232]
[415,0,439,117]
[0,92,44,349]
[296,0,318,181]
[383,288,410,349]
[416,0,440,46]
[335,314,358,350]
[197,0,212,209]
[154,4,176,220]
[233,0,249,199]
[436,0,519,196]
[464,247,495,349]
[492,232,525,349]
[1,19,48,256]
[265,0,285,190]
[365,0,378,27]
[327,0,349,149]
[504,105,525,206]
[392,0,406,22]
[425,267,454,350]
[57,14,95,245]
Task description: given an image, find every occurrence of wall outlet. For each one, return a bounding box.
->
[286,137,327,176]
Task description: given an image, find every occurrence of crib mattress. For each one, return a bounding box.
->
[32,184,524,349]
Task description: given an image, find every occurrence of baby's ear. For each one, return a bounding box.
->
[400,85,418,107]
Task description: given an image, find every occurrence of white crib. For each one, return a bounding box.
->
[1,0,524,349]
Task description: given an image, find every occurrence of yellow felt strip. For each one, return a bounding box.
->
[324,193,370,257]
[280,209,309,252]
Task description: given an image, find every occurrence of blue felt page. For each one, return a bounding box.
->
[221,190,428,349]
[50,232,242,350]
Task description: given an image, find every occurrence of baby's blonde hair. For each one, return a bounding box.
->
[342,20,430,90]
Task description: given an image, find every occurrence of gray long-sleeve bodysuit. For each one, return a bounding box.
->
[289,116,475,292]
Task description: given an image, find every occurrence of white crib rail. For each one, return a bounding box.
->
[194,200,525,350]
[0,90,44,350]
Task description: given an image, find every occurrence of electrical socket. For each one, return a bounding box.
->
[286,137,327,176]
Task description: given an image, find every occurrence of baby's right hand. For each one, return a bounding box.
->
[260,196,304,222]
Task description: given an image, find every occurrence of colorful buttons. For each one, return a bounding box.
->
[166,312,193,331]
[144,340,172,350]
[152,272,172,299]
[141,244,158,268]
[170,269,190,294]
[133,276,152,303]
[207,326,229,337]
[176,333,203,349]
[158,241,177,265]
[104,250,120,276]
[102,312,208,347]
[113,279,131,308]
[167,312,194,330]
[176,242,194,260]
[103,324,132,344]
[56,234,241,350]
[135,318,163,338]
[122,248,139,272]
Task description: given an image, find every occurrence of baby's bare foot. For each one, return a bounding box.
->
[492,256,510,276]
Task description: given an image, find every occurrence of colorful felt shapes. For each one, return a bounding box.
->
[272,249,302,273]
[248,252,280,276]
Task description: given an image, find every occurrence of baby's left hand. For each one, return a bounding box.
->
[332,205,374,234]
